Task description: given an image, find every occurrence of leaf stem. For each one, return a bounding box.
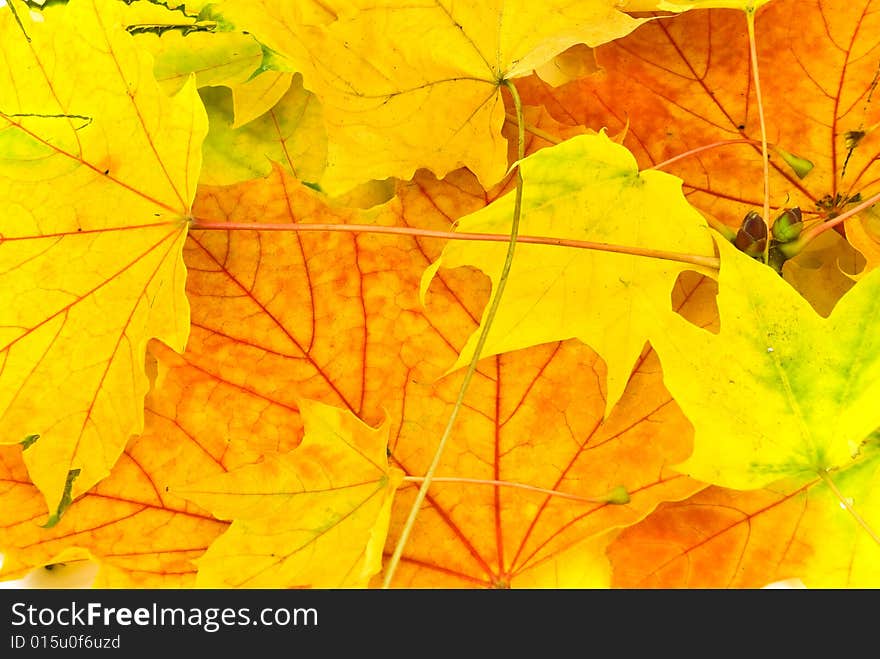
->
[381,80,526,588]
[504,111,562,145]
[818,469,880,547]
[647,138,761,171]
[6,0,31,42]
[795,188,880,245]
[746,8,771,262]
[402,476,625,505]
[189,221,720,269]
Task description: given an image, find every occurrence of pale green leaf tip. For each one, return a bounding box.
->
[196,4,234,31]
[42,468,81,529]
[774,146,814,179]
[20,434,40,450]
[605,485,631,505]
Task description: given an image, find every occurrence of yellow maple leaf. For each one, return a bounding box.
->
[421,131,714,414]
[111,0,265,98]
[782,230,865,316]
[118,0,292,130]
[229,71,293,128]
[198,75,326,186]
[534,44,601,88]
[0,0,206,520]
[147,30,264,96]
[177,399,403,588]
[653,236,880,489]
[213,0,650,194]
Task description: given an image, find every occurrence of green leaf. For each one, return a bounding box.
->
[198,74,326,187]
[653,236,880,489]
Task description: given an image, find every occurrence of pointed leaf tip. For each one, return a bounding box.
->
[20,434,39,450]
[774,146,814,179]
[42,468,81,529]
[181,400,402,587]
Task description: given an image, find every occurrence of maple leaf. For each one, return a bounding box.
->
[846,205,880,274]
[176,399,403,588]
[651,236,880,489]
[781,230,864,316]
[212,0,650,194]
[197,75,326,186]
[227,71,294,128]
[519,0,880,252]
[116,0,265,96]
[117,0,311,171]
[608,435,880,587]
[533,44,601,88]
[8,0,876,593]
[111,0,301,140]
[0,328,366,587]
[131,16,295,131]
[0,417,228,587]
[143,153,703,588]
[422,132,714,413]
[0,0,206,520]
[381,333,707,587]
[377,258,717,588]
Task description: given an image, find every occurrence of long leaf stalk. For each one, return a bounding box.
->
[746,7,772,264]
[380,80,526,587]
[189,220,721,269]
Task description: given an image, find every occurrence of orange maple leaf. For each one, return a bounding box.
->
[608,436,880,588]
[519,0,880,243]
[182,157,708,587]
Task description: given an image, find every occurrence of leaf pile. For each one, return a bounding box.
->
[2,0,880,588]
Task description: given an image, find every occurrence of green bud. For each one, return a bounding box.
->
[734,210,767,257]
[605,485,630,505]
[773,146,814,179]
[771,207,804,242]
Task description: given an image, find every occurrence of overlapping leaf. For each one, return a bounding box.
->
[0,351,230,586]
[422,132,714,413]
[847,205,880,274]
[131,9,295,130]
[4,0,876,592]
[0,0,206,519]
[608,436,880,587]
[213,0,650,194]
[198,75,326,186]
[782,230,864,315]
[178,399,403,588]
[121,1,264,96]
[129,151,703,587]
[520,0,880,241]
[652,237,880,489]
